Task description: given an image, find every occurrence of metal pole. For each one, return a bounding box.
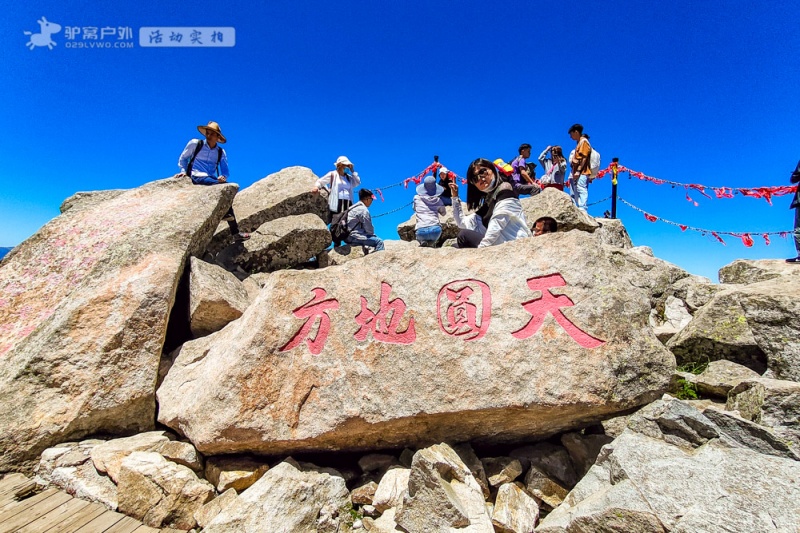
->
[611,157,619,219]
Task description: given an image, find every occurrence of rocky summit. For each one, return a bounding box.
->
[2,166,799,532]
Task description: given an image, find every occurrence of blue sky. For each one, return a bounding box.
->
[3,0,799,280]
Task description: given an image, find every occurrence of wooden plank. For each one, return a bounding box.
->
[0,474,28,496]
[0,488,61,521]
[71,510,125,533]
[16,497,90,533]
[129,525,159,533]
[0,490,72,533]
[104,516,147,533]
[44,502,107,533]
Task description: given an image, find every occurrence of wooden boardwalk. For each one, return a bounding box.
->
[0,473,169,533]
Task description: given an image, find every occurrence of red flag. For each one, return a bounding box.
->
[644,213,657,222]
[679,225,688,231]
[762,234,771,246]
[711,232,726,245]
[375,188,385,202]
[737,233,754,247]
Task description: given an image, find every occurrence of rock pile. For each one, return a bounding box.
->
[1,167,799,531]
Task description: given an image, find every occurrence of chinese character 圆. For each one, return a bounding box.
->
[170,32,183,43]
[190,30,202,44]
[437,279,491,341]
[149,30,163,44]
[280,288,340,356]
[511,273,605,348]
[354,282,416,345]
[211,31,223,43]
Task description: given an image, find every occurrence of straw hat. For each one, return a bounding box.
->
[334,156,353,167]
[197,121,226,143]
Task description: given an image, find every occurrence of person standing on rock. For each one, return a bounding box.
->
[312,156,362,246]
[178,121,250,241]
[787,159,800,263]
[568,124,592,211]
[346,188,384,254]
[538,145,568,191]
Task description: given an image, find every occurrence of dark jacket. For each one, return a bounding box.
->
[791,160,800,210]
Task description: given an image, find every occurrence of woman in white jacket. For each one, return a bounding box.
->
[311,155,362,245]
[450,158,531,248]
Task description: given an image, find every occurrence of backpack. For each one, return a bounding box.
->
[187,139,223,178]
[588,148,601,179]
[330,205,355,243]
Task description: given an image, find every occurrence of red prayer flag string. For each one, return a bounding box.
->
[679,225,688,231]
[710,232,726,245]
[644,213,658,222]
[733,233,754,247]
[375,188,385,202]
[762,234,770,246]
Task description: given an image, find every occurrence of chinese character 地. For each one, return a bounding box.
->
[511,273,605,348]
[354,282,416,345]
[280,288,340,356]
[437,279,491,341]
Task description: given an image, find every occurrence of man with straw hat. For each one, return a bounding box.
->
[178,121,250,241]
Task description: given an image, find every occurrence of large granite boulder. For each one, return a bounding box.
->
[520,188,600,233]
[157,231,676,456]
[0,176,236,472]
[223,213,331,273]
[718,258,800,284]
[727,377,800,450]
[592,217,633,248]
[36,440,118,510]
[208,166,328,253]
[537,397,800,531]
[667,264,800,379]
[189,256,250,337]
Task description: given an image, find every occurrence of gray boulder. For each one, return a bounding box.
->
[208,166,328,253]
[538,397,800,531]
[592,217,633,248]
[189,256,250,337]
[0,176,236,472]
[223,213,331,273]
[203,458,352,532]
[520,187,600,233]
[727,377,800,451]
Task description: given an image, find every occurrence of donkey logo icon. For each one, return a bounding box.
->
[24,17,62,50]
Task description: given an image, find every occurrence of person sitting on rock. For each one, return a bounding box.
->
[346,189,384,254]
[178,121,250,241]
[450,158,531,248]
[510,143,541,196]
[533,216,558,236]
[414,175,447,247]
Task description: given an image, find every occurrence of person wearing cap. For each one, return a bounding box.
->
[413,175,447,247]
[312,156,362,246]
[178,121,250,241]
[345,188,384,254]
[437,166,456,206]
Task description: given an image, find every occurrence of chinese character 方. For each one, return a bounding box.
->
[280,288,340,356]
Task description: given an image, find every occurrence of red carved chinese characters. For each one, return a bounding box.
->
[437,279,492,340]
[354,282,416,344]
[280,288,340,355]
[512,273,605,348]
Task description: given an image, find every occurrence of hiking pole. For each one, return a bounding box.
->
[611,158,619,219]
